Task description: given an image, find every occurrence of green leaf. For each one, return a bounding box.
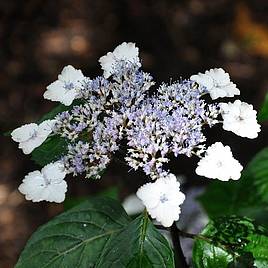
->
[16,197,130,268]
[16,198,174,268]
[258,91,268,122]
[95,213,175,268]
[199,147,268,227]
[64,186,119,210]
[193,216,268,268]
[38,99,86,123]
[31,135,68,166]
[37,104,69,123]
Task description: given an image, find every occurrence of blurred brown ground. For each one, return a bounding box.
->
[0,1,268,267]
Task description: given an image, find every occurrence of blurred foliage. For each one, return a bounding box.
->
[193,216,268,268]
[258,91,268,122]
[235,4,268,57]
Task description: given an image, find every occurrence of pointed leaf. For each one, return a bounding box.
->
[16,197,130,268]
[96,214,175,268]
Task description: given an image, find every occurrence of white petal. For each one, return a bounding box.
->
[19,136,46,154]
[99,52,115,78]
[113,42,139,61]
[99,42,140,78]
[39,119,57,133]
[44,80,66,101]
[18,171,46,202]
[136,182,161,208]
[190,73,213,90]
[58,65,84,83]
[41,162,66,182]
[44,181,67,203]
[11,123,38,143]
[205,68,230,86]
[221,82,240,97]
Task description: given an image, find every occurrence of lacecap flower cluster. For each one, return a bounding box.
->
[11,42,261,227]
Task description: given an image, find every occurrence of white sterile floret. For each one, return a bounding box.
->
[11,120,56,154]
[99,42,141,78]
[220,100,261,139]
[44,65,85,106]
[136,173,185,227]
[196,142,243,181]
[190,68,240,100]
[18,162,67,203]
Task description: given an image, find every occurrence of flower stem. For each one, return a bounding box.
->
[170,223,189,268]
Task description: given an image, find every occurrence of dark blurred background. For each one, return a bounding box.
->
[1,1,268,267]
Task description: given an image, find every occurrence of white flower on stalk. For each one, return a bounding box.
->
[99,42,141,78]
[220,100,261,139]
[11,120,56,154]
[196,142,243,181]
[18,162,67,203]
[136,174,185,227]
[190,68,240,100]
[44,65,85,106]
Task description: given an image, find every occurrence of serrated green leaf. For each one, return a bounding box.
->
[16,197,131,268]
[199,147,268,227]
[95,213,175,268]
[258,91,268,122]
[193,216,268,268]
[16,198,174,268]
[31,135,68,166]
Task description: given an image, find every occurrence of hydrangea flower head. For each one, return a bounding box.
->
[10,43,261,228]
[220,100,261,139]
[195,142,243,181]
[44,65,85,105]
[18,162,67,203]
[136,174,185,227]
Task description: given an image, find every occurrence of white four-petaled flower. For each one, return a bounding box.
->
[220,100,261,139]
[190,68,240,100]
[18,162,67,203]
[136,173,185,227]
[44,65,85,106]
[196,142,243,181]
[11,120,56,154]
[99,42,141,78]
